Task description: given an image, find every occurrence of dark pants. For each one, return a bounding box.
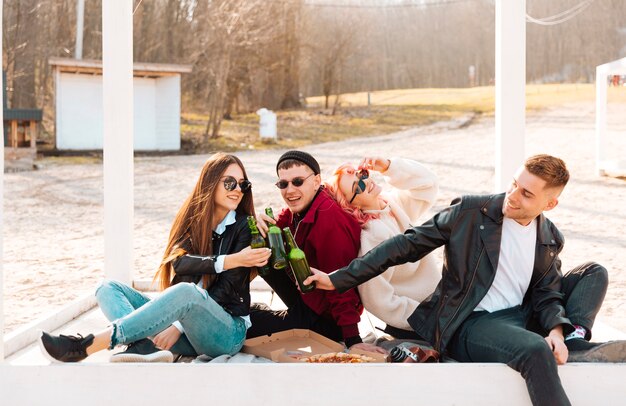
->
[528,261,608,339]
[446,262,608,406]
[246,267,342,342]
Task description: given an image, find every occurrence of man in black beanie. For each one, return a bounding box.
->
[247,150,382,353]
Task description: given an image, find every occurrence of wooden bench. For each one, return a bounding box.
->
[3,108,42,171]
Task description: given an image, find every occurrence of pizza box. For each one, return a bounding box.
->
[242,329,387,363]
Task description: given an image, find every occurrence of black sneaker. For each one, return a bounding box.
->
[567,338,626,362]
[110,338,173,363]
[39,332,94,363]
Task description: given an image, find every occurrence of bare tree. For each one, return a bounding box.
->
[187,0,282,139]
[3,0,626,146]
[300,7,363,110]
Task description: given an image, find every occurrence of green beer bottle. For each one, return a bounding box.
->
[265,207,288,270]
[283,227,315,293]
[247,216,271,277]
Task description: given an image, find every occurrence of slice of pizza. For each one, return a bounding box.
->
[300,352,376,363]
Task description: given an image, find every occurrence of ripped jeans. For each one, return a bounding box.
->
[95,280,246,357]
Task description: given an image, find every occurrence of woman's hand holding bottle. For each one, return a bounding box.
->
[224,246,271,270]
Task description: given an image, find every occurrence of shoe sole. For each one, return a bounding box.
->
[568,341,626,362]
[110,350,174,363]
[38,334,63,364]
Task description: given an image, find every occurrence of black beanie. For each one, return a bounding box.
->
[276,150,321,175]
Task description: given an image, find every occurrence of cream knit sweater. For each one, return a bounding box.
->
[357,157,441,330]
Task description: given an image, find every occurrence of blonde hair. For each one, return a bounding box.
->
[324,163,380,226]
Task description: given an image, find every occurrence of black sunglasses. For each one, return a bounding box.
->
[275,173,315,190]
[222,176,252,193]
[349,168,369,204]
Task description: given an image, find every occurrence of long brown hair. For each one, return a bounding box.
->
[154,153,255,290]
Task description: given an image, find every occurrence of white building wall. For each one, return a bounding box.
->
[155,76,182,150]
[133,77,156,150]
[55,72,180,151]
[57,73,104,150]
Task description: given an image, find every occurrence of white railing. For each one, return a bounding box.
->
[2,363,626,405]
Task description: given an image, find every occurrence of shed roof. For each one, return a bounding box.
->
[48,57,192,78]
[596,56,626,75]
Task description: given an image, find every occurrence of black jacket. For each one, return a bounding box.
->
[330,193,573,352]
[171,211,252,317]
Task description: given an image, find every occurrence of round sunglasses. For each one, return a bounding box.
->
[275,173,315,189]
[221,176,252,193]
[349,168,369,203]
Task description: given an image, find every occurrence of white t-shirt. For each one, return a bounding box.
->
[475,217,537,313]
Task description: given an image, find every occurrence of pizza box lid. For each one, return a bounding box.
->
[242,329,387,363]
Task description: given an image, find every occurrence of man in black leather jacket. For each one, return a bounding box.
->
[306,155,623,406]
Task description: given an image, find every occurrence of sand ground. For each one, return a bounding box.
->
[3,101,625,334]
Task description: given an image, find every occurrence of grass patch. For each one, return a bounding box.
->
[185,83,626,153]
[39,155,103,166]
[182,103,479,153]
[39,84,626,162]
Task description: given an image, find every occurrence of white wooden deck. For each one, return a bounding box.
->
[3,282,626,405]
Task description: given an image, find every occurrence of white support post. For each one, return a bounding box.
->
[75,0,85,59]
[495,0,526,192]
[595,66,607,176]
[1,0,5,362]
[102,2,134,284]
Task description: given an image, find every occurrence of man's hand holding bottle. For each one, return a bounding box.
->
[304,267,336,290]
[255,212,274,238]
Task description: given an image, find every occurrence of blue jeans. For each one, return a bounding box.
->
[95,280,247,357]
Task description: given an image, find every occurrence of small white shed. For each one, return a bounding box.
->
[49,57,192,151]
[595,56,626,176]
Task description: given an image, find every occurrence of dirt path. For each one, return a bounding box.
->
[4,102,625,333]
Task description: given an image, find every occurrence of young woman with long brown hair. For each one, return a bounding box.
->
[39,152,271,362]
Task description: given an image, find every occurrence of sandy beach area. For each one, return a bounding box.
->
[3,101,625,334]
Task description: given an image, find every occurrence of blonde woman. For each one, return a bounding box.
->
[325,156,440,338]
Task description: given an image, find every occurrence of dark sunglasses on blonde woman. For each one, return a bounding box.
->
[275,173,315,189]
[349,167,370,203]
[222,176,252,193]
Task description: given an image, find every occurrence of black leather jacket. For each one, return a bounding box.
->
[330,194,573,352]
[171,211,252,317]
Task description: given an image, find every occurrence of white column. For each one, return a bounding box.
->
[495,0,526,192]
[595,66,607,176]
[102,2,134,284]
[0,0,5,362]
[75,0,85,59]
